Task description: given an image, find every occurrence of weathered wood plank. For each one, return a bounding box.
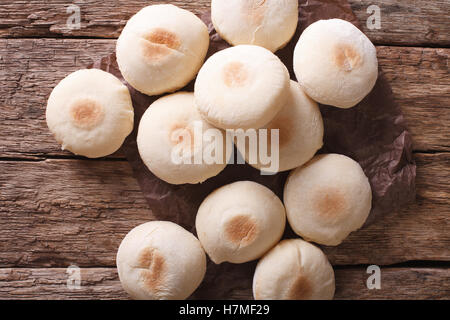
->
[0,159,150,267]
[0,153,448,268]
[350,0,450,46]
[0,0,449,47]
[1,39,448,159]
[0,267,448,300]
[0,268,128,300]
[377,46,450,151]
[334,267,450,300]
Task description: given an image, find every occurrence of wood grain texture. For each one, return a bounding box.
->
[333,267,450,300]
[0,268,127,300]
[0,159,150,267]
[1,39,448,160]
[377,46,450,151]
[0,0,449,47]
[350,0,450,46]
[0,153,448,268]
[1,267,448,300]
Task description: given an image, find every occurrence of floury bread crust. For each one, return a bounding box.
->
[46,69,134,158]
[137,92,230,185]
[253,239,335,300]
[237,80,324,173]
[194,45,290,130]
[116,4,209,96]
[293,19,378,108]
[196,181,286,264]
[116,221,206,300]
[211,0,298,52]
[284,154,372,246]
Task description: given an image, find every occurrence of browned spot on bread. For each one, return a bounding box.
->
[288,274,313,300]
[223,62,249,88]
[334,44,362,71]
[314,188,348,221]
[243,0,267,26]
[141,28,180,61]
[169,123,194,153]
[225,215,258,246]
[138,248,166,291]
[141,43,172,61]
[145,28,181,50]
[69,98,104,129]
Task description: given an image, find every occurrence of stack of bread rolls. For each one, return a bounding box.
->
[46,2,378,300]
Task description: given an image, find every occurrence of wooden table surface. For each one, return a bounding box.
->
[0,0,449,300]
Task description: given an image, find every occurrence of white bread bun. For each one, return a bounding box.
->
[46,69,134,158]
[196,181,286,264]
[137,92,230,185]
[236,80,324,173]
[284,154,372,246]
[293,19,378,108]
[194,45,290,130]
[211,0,298,52]
[116,4,209,96]
[116,221,206,300]
[253,239,335,300]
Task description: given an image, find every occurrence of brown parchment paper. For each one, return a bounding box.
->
[91,0,416,299]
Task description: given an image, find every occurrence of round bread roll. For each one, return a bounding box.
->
[293,19,378,108]
[196,181,286,264]
[284,154,372,246]
[46,69,134,158]
[253,239,335,300]
[236,80,324,173]
[116,221,206,300]
[211,0,298,52]
[137,92,230,185]
[194,45,290,130]
[116,4,209,96]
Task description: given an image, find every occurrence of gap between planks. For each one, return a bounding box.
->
[3,36,449,50]
[0,149,448,163]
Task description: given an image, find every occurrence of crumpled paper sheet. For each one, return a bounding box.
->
[90,0,416,299]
